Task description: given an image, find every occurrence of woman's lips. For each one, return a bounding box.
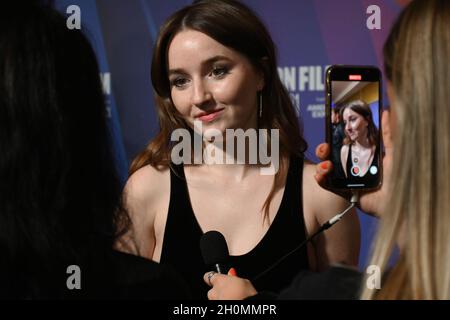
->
[196,108,224,122]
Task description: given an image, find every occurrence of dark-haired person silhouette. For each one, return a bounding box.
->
[0,2,189,299]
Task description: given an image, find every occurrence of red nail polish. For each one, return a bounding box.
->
[320,162,328,170]
[228,268,237,276]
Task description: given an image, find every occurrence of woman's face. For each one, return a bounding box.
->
[343,108,368,142]
[167,30,264,140]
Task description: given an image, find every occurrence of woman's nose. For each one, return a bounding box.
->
[345,123,351,132]
[191,80,212,107]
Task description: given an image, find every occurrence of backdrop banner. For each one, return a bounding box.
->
[55,0,404,269]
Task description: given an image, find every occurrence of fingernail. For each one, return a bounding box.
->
[228,268,237,276]
[320,162,328,170]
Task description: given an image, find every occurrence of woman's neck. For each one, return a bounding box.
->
[354,137,371,149]
[198,125,280,174]
[200,139,259,180]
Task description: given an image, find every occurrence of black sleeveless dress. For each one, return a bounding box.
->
[345,144,380,186]
[160,157,309,299]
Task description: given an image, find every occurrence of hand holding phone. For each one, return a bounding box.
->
[325,65,382,190]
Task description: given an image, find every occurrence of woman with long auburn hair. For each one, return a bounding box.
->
[121,0,360,299]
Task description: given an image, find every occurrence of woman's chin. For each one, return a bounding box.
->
[202,128,225,142]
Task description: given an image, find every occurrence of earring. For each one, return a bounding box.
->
[259,92,263,118]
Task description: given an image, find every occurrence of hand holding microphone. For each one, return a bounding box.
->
[200,230,229,275]
[200,231,257,300]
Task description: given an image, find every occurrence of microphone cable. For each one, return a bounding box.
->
[252,191,360,281]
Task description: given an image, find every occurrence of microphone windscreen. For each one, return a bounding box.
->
[200,230,229,266]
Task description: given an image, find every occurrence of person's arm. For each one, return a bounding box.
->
[203,266,362,300]
[115,165,168,260]
[303,163,361,271]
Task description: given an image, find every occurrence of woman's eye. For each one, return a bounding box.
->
[171,77,189,88]
[210,66,228,78]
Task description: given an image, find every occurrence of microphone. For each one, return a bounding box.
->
[200,230,229,274]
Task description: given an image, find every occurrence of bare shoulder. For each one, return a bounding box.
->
[302,160,348,223]
[124,164,170,208]
[120,165,170,258]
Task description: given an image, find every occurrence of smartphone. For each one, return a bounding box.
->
[325,65,382,190]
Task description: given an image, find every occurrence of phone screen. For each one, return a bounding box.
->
[326,66,382,190]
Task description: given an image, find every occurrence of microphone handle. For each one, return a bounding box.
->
[215,263,227,274]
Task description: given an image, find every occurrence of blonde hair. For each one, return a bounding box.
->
[361,0,450,299]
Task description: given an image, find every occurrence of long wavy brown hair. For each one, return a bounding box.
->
[130,0,307,221]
